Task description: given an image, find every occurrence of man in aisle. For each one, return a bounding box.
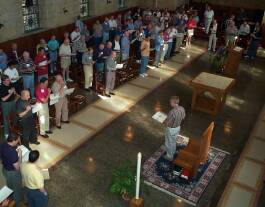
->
[16,90,39,149]
[21,150,48,207]
[0,75,17,138]
[36,77,52,138]
[51,74,69,129]
[139,35,151,77]
[0,135,23,207]
[47,35,59,74]
[121,30,130,62]
[105,51,117,98]
[163,96,185,161]
[204,5,214,34]
[19,51,35,98]
[82,48,94,91]
[208,19,218,52]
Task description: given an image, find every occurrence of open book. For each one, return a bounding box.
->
[49,94,60,105]
[0,186,13,203]
[42,169,50,180]
[116,64,124,69]
[152,112,167,123]
[17,145,30,162]
[31,103,42,114]
[65,88,75,95]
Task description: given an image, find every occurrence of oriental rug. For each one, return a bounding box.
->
[142,136,229,206]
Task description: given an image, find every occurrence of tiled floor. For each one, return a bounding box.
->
[218,106,265,207]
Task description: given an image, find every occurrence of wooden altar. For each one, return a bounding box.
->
[190,72,235,116]
[224,46,243,78]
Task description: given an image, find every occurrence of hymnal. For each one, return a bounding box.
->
[116,64,124,69]
[152,112,167,123]
[0,186,13,203]
[17,145,30,162]
[65,88,75,95]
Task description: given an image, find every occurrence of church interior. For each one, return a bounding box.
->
[0,0,265,207]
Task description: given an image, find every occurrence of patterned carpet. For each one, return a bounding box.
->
[142,136,228,206]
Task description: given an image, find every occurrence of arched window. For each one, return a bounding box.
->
[22,0,40,32]
[119,0,125,8]
[80,0,90,17]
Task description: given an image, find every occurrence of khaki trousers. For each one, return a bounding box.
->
[38,103,49,135]
[55,97,68,126]
[83,64,93,89]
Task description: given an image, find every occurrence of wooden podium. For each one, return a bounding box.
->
[190,72,235,116]
[224,46,243,78]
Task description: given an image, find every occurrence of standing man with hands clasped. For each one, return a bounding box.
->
[16,90,40,150]
[36,77,52,138]
[163,96,185,161]
[105,51,117,98]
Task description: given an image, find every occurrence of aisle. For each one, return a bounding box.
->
[30,44,206,169]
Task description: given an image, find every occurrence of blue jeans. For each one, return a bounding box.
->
[140,56,149,74]
[2,169,23,207]
[165,42,173,59]
[94,37,103,46]
[247,40,259,58]
[25,188,48,207]
[1,101,17,138]
[103,32,109,43]
[154,50,162,66]
[165,126,180,160]
[22,74,35,98]
[95,62,104,72]
[49,51,57,74]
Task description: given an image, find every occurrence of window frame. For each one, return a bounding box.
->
[80,0,90,18]
[22,0,40,33]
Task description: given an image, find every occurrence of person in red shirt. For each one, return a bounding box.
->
[35,77,52,138]
[186,16,197,46]
[34,48,50,82]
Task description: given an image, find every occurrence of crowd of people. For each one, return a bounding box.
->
[0,3,263,207]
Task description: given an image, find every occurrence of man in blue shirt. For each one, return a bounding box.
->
[47,35,59,74]
[0,135,23,207]
[102,17,110,44]
[154,31,164,67]
[121,31,130,61]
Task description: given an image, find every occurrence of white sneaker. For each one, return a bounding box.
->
[140,74,145,78]
[67,78,74,83]
[144,73,148,77]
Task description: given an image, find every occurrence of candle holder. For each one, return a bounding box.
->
[129,197,144,207]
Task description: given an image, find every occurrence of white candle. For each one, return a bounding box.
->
[135,152,142,199]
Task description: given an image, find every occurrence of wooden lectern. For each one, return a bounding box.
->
[190,72,235,116]
[173,122,215,178]
[224,46,243,78]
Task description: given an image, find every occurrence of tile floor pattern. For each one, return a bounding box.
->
[218,106,265,207]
